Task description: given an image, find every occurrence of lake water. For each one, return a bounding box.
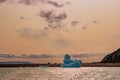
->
[0,67,120,80]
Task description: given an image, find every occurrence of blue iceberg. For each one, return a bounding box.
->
[61,54,82,68]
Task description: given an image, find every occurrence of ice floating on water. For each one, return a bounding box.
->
[61,54,82,68]
[39,66,49,68]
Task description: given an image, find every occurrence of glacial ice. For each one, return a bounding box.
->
[61,54,82,68]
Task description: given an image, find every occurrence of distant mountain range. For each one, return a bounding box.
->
[101,48,120,63]
[0,61,32,64]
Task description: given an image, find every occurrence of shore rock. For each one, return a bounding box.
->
[101,48,120,63]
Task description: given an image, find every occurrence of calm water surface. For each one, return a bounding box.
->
[0,67,120,80]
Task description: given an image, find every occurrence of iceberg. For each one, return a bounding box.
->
[61,54,82,68]
[39,66,49,68]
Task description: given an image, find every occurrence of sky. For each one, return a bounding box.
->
[0,0,120,63]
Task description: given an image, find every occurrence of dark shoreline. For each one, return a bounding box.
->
[82,63,120,67]
[0,63,120,67]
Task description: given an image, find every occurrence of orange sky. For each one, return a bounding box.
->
[0,0,120,63]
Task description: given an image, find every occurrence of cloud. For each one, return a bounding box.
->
[0,0,7,3]
[92,19,99,24]
[39,10,55,23]
[82,26,87,30]
[47,0,64,8]
[16,27,48,39]
[12,0,45,5]
[82,23,90,30]
[71,53,107,58]
[0,0,70,31]
[38,10,67,30]
[18,0,70,8]
[53,38,71,47]
[17,28,33,39]
[0,54,16,58]
[81,19,100,30]
[18,0,70,7]
[71,21,79,26]
[71,54,92,58]
[39,10,67,23]
[0,53,58,58]
[37,54,56,58]
[18,54,56,58]
[0,53,107,59]
[47,24,62,30]
[17,0,45,5]
[44,27,49,30]
[54,11,67,22]
[47,0,70,8]
[19,16,27,20]
[18,0,32,5]
[0,0,70,7]
[0,0,42,5]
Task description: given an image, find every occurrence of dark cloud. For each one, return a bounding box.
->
[54,11,67,22]
[0,53,107,59]
[39,10,67,30]
[19,16,27,20]
[0,54,16,58]
[17,0,47,5]
[39,10,67,23]
[71,54,92,58]
[18,0,31,5]
[47,0,70,8]
[40,0,46,3]
[81,19,100,30]
[47,0,64,8]
[18,0,70,7]
[0,0,69,31]
[0,0,7,3]
[0,53,57,58]
[39,10,54,23]
[17,54,27,58]
[0,0,70,7]
[48,24,62,30]
[71,21,79,26]
[16,28,48,39]
[71,53,107,58]
[0,0,42,5]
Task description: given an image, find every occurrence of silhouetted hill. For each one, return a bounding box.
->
[101,48,120,63]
